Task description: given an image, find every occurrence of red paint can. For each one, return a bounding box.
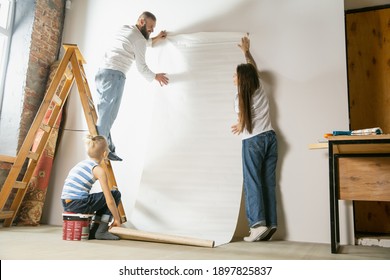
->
[62,212,93,241]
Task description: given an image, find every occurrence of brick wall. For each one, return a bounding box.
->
[18,0,66,151]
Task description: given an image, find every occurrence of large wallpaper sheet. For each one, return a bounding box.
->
[130,32,245,246]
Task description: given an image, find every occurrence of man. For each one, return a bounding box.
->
[95,11,169,161]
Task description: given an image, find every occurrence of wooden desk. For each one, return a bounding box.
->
[328,135,390,253]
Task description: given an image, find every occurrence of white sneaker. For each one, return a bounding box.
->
[261,226,277,241]
[243,226,268,242]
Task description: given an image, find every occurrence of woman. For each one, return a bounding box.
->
[232,35,278,242]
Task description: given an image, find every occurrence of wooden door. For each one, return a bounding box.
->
[346,6,390,234]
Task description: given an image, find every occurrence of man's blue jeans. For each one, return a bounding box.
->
[95,69,126,153]
[62,190,121,216]
[242,130,278,228]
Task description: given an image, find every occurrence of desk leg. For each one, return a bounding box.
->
[334,157,340,247]
[329,144,339,253]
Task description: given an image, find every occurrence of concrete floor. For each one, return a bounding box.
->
[1,225,390,260]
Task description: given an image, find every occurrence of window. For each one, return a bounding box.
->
[0,0,15,112]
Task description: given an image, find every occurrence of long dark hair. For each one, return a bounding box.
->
[236,63,259,133]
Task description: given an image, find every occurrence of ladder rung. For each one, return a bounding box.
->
[27,151,40,161]
[40,123,51,133]
[0,154,16,163]
[81,69,87,79]
[52,94,62,106]
[14,181,27,189]
[0,211,14,219]
[64,67,73,79]
[88,97,95,109]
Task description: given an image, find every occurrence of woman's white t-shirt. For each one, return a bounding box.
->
[234,81,273,140]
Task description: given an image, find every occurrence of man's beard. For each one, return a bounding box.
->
[140,24,150,39]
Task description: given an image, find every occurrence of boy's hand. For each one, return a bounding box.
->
[109,219,121,229]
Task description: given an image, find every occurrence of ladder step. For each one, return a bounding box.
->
[40,123,51,133]
[0,211,14,219]
[64,67,73,80]
[27,151,40,161]
[14,181,27,189]
[81,69,87,79]
[88,97,95,109]
[52,94,62,106]
[0,154,16,163]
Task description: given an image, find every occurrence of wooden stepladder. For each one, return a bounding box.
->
[0,44,127,226]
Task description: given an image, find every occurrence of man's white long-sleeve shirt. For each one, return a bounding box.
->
[100,25,155,82]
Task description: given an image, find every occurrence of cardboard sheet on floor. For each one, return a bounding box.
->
[129,32,245,247]
[109,226,214,248]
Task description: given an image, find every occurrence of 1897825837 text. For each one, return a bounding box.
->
[118,265,272,278]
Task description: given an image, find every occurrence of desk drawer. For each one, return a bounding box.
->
[338,157,390,201]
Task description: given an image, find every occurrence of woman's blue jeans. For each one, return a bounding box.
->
[242,130,278,228]
[62,190,121,216]
[95,69,126,153]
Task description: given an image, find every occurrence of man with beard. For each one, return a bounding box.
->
[95,11,169,161]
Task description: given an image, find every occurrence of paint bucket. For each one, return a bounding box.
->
[62,212,93,241]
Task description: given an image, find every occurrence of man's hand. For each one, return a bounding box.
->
[157,30,167,39]
[155,73,169,86]
[152,30,168,46]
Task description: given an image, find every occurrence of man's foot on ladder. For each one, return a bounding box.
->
[108,151,123,161]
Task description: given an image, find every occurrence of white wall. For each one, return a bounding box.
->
[43,0,353,245]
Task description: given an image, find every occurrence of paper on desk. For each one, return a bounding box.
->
[332,127,383,136]
[351,127,383,135]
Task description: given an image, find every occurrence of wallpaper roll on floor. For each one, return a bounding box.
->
[130,32,246,246]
